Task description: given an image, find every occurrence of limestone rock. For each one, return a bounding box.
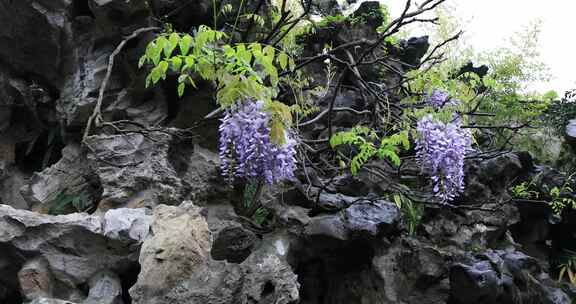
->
[211,226,257,263]
[305,199,400,241]
[0,204,149,303]
[103,208,152,242]
[83,271,123,304]
[450,249,571,304]
[130,203,300,304]
[20,144,98,208]
[18,258,55,301]
[129,202,211,302]
[85,132,184,206]
[0,0,73,87]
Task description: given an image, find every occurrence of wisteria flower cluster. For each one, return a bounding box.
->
[425,89,460,109]
[219,101,297,185]
[416,115,472,202]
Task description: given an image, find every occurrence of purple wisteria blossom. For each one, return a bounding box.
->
[424,89,460,109]
[219,101,297,185]
[416,115,472,203]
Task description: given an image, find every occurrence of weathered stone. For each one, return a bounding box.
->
[88,0,150,27]
[83,270,123,304]
[0,0,73,87]
[305,199,400,241]
[372,238,450,304]
[422,203,520,249]
[85,132,184,206]
[103,208,152,243]
[18,258,54,301]
[462,152,533,203]
[211,226,257,263]
[565,118,576,145]
[177,145,224,203]
[450,249,571,304]
[30,298,78,304]
[0,166,30,210]
[0,204,148,303]
[129,202,212,302]
[21,144,99,210]
[130,203,299,304]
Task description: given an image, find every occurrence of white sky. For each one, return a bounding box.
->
[382,0,576,94]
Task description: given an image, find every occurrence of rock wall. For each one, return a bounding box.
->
[0,0,573,303]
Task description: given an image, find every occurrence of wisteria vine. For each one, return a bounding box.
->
[416,113,471,203]
[425,89,459,109]
[218,101,297,185]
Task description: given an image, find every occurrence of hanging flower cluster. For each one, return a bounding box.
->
[218,101,297,185]
[416,115,472,202]
[424,89,459,109]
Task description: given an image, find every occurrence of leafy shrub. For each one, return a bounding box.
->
[330,127,410,175]
[139,26,295,105]
[48,192,91,215]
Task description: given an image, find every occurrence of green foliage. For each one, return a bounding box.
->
[48,192,91,215]
[139,26,295,106]
[403,18,554,152]
[549,184,576,215]
[544,90,576,137]
[330,127,409,175]
[393,193,423,236]
[253,207,269,226]
[243,179,260,208]
[510,181,539,200]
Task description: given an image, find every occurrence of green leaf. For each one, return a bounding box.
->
[159,61,169,79]
[151,66,162,84]
[171,57,182,72]
[263,45,275,60]
[156,36,168,54]
[277,52,288,70]
[288,57,295,71]
[163,33,179,57]
[151,45,162,66]
[177,82,185,97]
[169,33,180,49]
[179,34,193,56]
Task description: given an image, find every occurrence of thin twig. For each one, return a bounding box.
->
[82,26,160,142]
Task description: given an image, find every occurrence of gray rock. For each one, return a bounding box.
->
[0,0,73,87]
[0,204,149,303]
[372,237,449,304]
[449,249,571,304]
[211,226,257,263]
[20,144,98,208]
[450,261,504,303]
[85,132,184,206]
[30,298,79,304]
[130,202,299,304]
[89,0,150,27]
[179,145,223,203]
[0,166,30,210]
[316,192,359,211]
[565,118,576,144]
[129,202,212,303]
[462,151,533,203]
[305,199,400,241]
[422,203,519,249]
[103,208,152,242]
[83,271,123,304]
[18,258,55,301]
